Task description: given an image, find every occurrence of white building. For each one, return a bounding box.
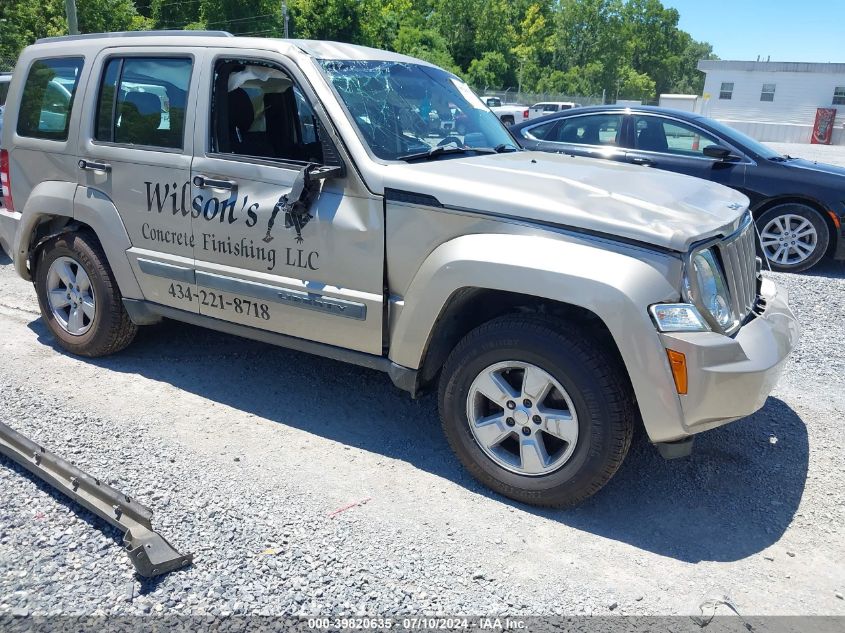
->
[658,94,699,112]
[697,59,845,144]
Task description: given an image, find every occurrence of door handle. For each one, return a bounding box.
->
[193,175,237,191]
[629,156,654,166]
[78,159,111,173]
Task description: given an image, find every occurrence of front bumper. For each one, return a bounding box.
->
[658,277,799,438]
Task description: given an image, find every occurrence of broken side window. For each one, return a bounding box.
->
[211,59,324,165]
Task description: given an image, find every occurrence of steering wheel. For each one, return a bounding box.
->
[437,136,464,148]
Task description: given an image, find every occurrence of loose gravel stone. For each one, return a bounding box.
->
[0,191,843,616]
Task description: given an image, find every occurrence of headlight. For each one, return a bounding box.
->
[687,249,737,331]
[649,304,708,332]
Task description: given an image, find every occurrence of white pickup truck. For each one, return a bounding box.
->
[482,96,527,126]
[528,101,581,120]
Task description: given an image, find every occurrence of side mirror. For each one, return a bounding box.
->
[309,164,344,180]
[703,144,740,162]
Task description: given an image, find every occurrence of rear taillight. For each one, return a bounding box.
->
[0,149,13,212]
[523,109,529,119]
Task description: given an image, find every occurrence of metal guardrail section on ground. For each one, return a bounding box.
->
[0,420,193,577]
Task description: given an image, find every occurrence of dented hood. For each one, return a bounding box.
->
[382,151,749,252]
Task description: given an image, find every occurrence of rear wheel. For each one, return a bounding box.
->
[501,115,515,127]
[438,316,635,507]
[35,231,137,357]
[756,203,829,272]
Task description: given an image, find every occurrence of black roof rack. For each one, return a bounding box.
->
[36,30,233,44]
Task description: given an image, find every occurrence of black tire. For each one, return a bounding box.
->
[501,116,514,127]
[755,203,829,273]
[34,231,138,357]
[438,315,635,507]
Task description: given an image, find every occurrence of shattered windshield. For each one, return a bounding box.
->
[319,60,518,161]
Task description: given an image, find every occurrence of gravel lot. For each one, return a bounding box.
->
[767,141,845,166]
[0,181,844,617]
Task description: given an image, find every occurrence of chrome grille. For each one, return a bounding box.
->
[717,216,758,323]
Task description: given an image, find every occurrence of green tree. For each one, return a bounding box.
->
[669,33,717,94]
[287,0,363,41]
[0,0,140,62]
[77,0,139,33]
[360,0,425,50]
[0,0,717,104]
[188,0,284,36]
[511,2,554,92]
[553,0,625,98]
[465,51,508,89]
[472,0,513,65]
[393,24,460,75]
[151,0,201,30]
[536,62,605,97]
[429,0,483,71]
[616,65,656,100]
[0,0,65,62]
[621,0,684,96]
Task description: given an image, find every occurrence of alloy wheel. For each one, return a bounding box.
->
[466,361,578,476]
[46,256,96,336]
[759,213,819,266]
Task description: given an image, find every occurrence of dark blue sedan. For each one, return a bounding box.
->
[512,105,845,272]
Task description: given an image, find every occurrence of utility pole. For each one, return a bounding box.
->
[282,1,290,38]
[65,0,79,35]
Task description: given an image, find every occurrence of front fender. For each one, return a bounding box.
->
[389,232,688,442]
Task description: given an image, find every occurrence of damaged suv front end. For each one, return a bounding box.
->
[306,50,799,457]
[651,212,799,449]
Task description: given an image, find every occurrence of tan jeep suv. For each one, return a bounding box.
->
[0,32,799,506]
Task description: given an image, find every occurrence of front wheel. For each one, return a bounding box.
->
[756,204,829,272]
[34,231,138,357]
[438,316,635,507]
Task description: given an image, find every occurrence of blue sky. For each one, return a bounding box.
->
[662,0,845,63]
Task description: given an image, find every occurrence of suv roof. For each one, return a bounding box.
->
[36,30,234,44]
[29,30,435,66]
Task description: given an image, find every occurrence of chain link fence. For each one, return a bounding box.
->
[475,88,604,107]
[0,57,16,73]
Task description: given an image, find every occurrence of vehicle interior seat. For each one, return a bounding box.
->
[264,89,305,161]
[581,123,600,145]
[636,121,668,152]
[559,124,581,143]
[227,88,273,158]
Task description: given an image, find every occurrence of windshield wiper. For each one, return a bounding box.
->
[398,146,471,161]
[397,145,503,162]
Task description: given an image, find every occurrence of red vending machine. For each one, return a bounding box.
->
[811,107,837,144]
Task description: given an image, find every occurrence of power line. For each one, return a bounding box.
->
[238,30,279,37]
[154,0,202,9]
[205,14,278,27]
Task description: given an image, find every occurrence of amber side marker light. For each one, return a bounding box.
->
[666,349,688,395]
